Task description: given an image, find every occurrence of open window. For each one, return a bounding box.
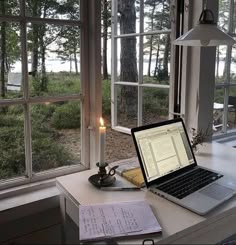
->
[111,0,173,134]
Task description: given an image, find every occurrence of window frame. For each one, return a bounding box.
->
[215,0,236,134]
[0,0,101,190]
[111,0,173,134]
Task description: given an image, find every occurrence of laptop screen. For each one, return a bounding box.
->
[132,119,195,184]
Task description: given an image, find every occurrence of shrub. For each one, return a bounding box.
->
[31,74,49,96]
[143,88,169,115]
[0,121,25,179]
[51,101,81,129]
[102,79,111,116]
[32,136,71,172]
[31,103,57,123]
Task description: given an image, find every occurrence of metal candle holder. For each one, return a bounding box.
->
[88,162,118,188]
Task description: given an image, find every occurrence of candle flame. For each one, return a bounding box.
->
[100,117,104,126]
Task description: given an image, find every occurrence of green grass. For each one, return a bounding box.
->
[0,72,171,179]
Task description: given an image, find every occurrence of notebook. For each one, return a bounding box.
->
[131,118,236,215]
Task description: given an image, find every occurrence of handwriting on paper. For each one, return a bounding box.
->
[79,202,142,241]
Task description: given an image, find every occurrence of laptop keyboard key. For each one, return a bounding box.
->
[157,168,223,199]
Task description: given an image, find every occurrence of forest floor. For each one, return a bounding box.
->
[57,116,136,164]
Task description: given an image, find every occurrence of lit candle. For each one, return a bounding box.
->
[99,117,106,167]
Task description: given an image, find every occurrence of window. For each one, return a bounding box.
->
[214,0,236,134]
[0,0,97,189]
[111,0,172,134]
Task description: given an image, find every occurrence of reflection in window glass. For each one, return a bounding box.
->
[27,24,81,97]
[0,105,25,180]
[218,0,230,33]
[213,88,224,133]
[228,88,236,129]
[215,0,236,134]
[31,102,81,173]
[144,0,171,32]
[0,22,22,99]
[0,0,20,16]
[117,0,139,35]
[117,37,139,82]
[143,34,170,84]
[143,87,169,125]
[26,0,80,20]
[116,84,138,128]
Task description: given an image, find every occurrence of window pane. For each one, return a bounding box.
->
[117,37,139,83]
[143,34,170,84]
[218,0,230,33]
[27,24,80,97]
[143,87,169,125]
[0,1,20,16]
[26,0,80,20]
[230,46,236,81]
[214,88,224,104]
[213,88,224,133]
[117,0,139,35]
[106,128,136,163]
[215,46,236,83]
[0,22,22,99]
[31,101,81,173]
[228,88,236,129]
[116,84,138,128]
[144,0,171,32]
[0,105,25,180]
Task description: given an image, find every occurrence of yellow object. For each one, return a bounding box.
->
[121,167,144,188]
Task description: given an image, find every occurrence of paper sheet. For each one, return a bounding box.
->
[79,200,161,241]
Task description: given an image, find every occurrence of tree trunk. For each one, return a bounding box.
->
[154,41,160,77]
[39,23,47,92]
[31,0,39,77]
[148,35,153,77]
[74,47,78,74]
[41,44,47,91]
[70,54,72,73]
[216,47,220,79]
[118,0,138,116]
[0,1,6,98]
[154,0,166,79]
[162,34,170,80]
[147,2,157,77]
[102,0,108,80]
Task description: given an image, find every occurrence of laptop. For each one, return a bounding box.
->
[131,118,236,215]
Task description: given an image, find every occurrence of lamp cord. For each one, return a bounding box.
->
[203,0,208,10]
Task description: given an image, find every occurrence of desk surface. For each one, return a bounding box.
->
[57,142,236,244]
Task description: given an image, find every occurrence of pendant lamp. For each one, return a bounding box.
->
[173,7,235,46]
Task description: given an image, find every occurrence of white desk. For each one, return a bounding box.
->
[56,142,236,244]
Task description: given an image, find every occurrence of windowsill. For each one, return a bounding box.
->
[0,179,59,213]
[0,165,89,215]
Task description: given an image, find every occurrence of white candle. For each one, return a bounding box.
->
[99,117,106,167]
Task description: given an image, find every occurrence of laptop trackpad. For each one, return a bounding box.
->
[199,184,234,201]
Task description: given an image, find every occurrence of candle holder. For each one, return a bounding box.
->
[88,162,118,188]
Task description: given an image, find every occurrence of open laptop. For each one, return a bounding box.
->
[131,118,236,215]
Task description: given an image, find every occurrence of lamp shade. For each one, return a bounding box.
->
[173,9,236,47]
[173,24,236,46]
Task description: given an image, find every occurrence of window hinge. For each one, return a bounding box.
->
[169,112,185,117]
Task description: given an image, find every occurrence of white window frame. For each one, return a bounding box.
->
[215,0,236,134]
[111,0,172,134]
[0,0,101,190]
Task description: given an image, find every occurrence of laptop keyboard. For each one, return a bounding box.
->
[156,168,223,199]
